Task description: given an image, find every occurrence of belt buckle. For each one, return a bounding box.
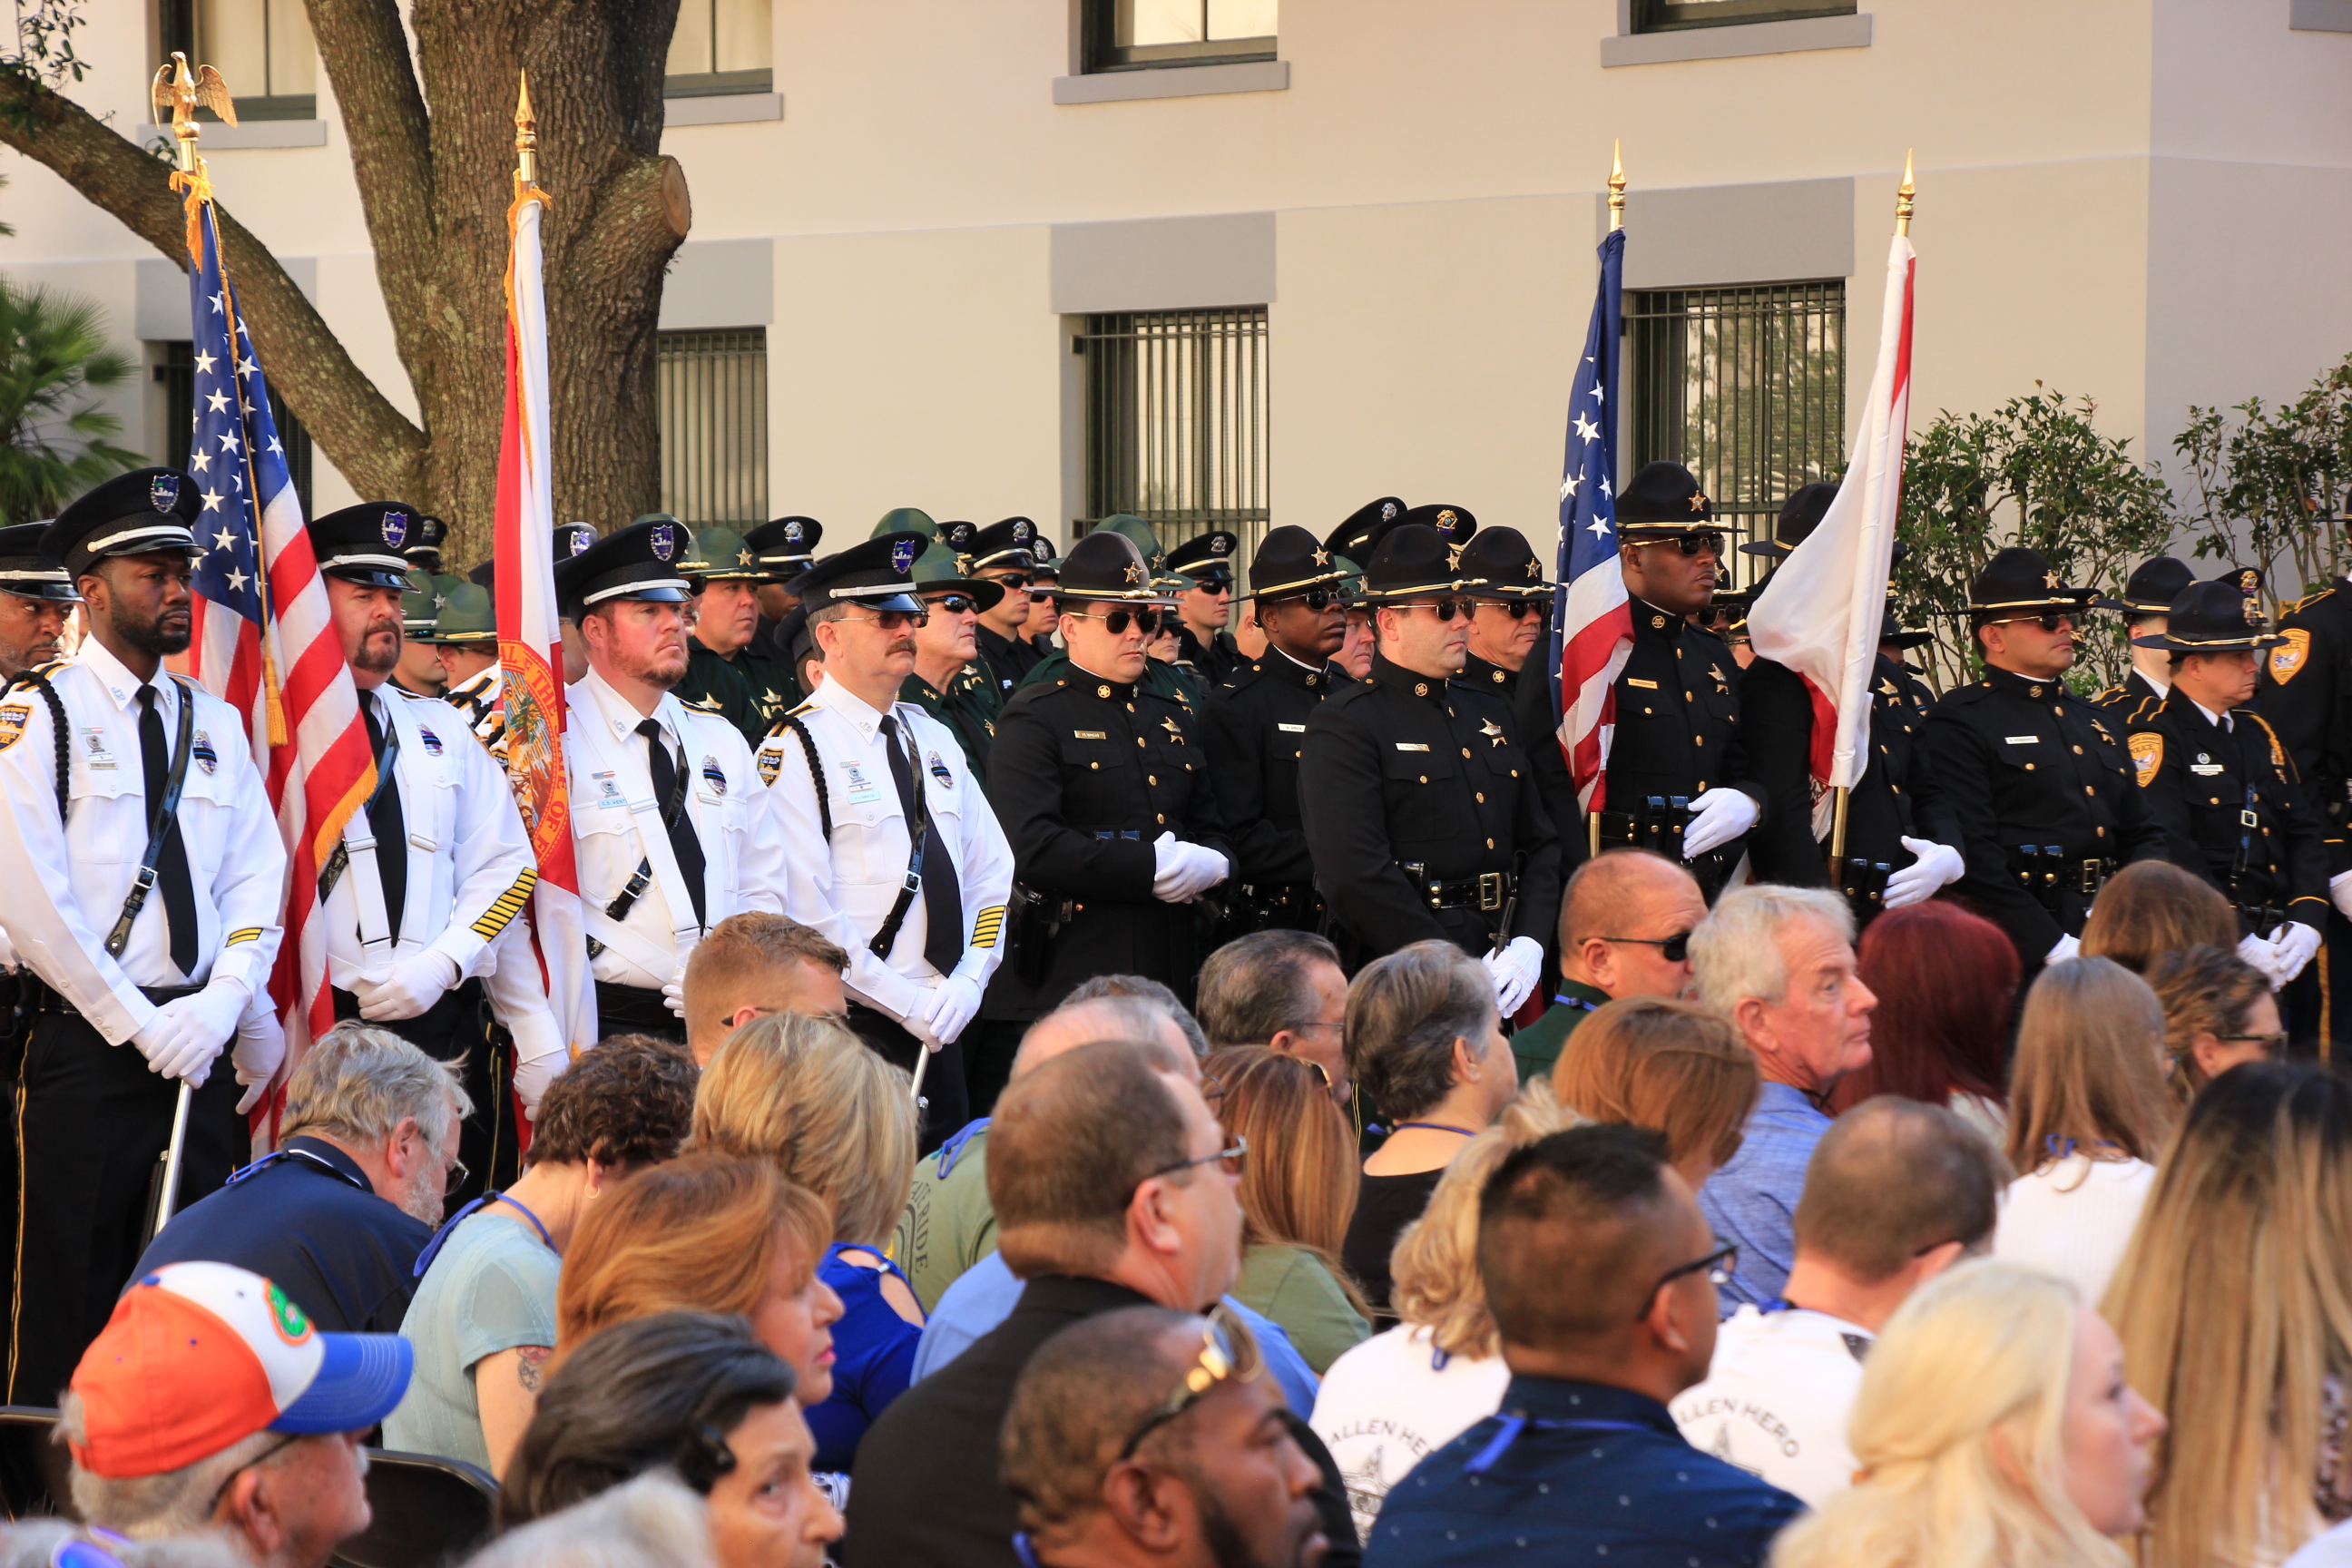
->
[1478,871,1504,912]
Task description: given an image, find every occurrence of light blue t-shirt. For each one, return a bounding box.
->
[911,1250,1320,1414]
[383,1210,560,1469]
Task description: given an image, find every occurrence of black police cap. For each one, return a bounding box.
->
[309,501,425,589]
[1398,504,1478,548]
[789,531,926,613]
[1053,530,1157,602]
[968,516,1041,573]
[1325,497,1406,563]
[910,539,1006,612]
[1458,525,1549,600]
[1028,534,1060,577]
[936,521,980,558]
[2092,555,2197,616]
[1878,602,1935,650]
[1741,483,1837,558]
[0,522,78,603]
[1962,546,2097,616]
[1166,531,1238,582]
[1358,523,1468,602]
[747,516,821,575]
[553,517,694,615]
[44,467,202,576]
[1617,461,1740,536]
[468,559,495,591]
[2131,580,2283,652]
[1245,525,1348,602]
[402,514,447,569]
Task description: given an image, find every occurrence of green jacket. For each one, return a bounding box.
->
[902,662,1002,775]
[1510,977,1612,1084]
[1231,1243,1370,1376]
[674,639,764,748]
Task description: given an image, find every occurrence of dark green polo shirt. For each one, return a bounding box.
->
[1511,977,1612,1083]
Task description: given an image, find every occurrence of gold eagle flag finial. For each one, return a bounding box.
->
[152,52,236,172]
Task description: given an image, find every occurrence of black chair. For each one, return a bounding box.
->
[329,1448,498,1568]
[0,1406,73,1522]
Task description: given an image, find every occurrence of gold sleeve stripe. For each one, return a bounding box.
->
[970,906,1007,949]
[224,927,264,946]
[471,867,541,941]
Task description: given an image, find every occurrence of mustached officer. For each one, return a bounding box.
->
[2127,580,2328,1029]
[0,469,288,1405]
[554,518,789,1043]
[1299,522,1561,1015]
[305,503,560,1198]
[1921,546,2168,976]
[757,533,1014,1148]
[969,529,1232,1111]
[2092,555,2199,722]
[1200,524,1355,936]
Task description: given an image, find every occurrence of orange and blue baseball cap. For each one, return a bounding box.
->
[67,1260,413,1479]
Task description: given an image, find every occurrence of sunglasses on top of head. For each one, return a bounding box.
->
[1070,606,1164,636]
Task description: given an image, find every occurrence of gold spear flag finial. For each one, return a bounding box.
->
[1608,139,1627,232]
[1896,148,1916,237]
[514,71,538,193]
[151,51,236,175]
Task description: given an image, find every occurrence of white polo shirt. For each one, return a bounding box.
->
[1671,1303,1873,1506]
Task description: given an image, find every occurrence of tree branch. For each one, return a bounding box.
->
[0,72,426,497]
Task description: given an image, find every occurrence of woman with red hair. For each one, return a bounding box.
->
[1834,902,2016,1137]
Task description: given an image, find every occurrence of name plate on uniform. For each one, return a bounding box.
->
[842,763,883,805]
[592,769,624,808]
[1395,742,1430,752]
[1626,678,1660,690]
[1277,723,1306,733]
[2190,763,2226,776]
[1073,730,1107,740]
[2004,736,2040,744]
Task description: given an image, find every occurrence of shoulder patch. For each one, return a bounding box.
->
[2129,730,2163,787]
[2270,627,2312,685]
[0,700,29,751]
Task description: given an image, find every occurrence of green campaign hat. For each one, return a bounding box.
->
[435,581,496,646]
[873,507,938,539]
[683,525,760,583]
[400,570,441,640]
[909,540,1006,612]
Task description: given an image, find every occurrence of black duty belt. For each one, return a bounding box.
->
[30,978,201,1017]
[1418,870,1514,913]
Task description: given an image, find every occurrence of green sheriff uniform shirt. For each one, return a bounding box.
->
[1510,977,1612,1083]
[674,638,764,749]
[902,663,1002,776]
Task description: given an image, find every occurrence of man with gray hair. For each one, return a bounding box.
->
[1197,929,1350,1106]
[1686,883,1877,1314]
[135,1022,472,1333]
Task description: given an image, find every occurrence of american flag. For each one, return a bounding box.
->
[182,191,375,1074]
[1544,227,1632,813]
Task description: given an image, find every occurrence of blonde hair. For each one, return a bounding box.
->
[1203,1046,1368,1319]
[2079,861,2238,976]
[2102,1063,2352,1568]
[1387,1088,1578,1360]
[681,911,847,1050]
[2004,957,2173,1175]
[1771,1260,2130,1568]
[1543,996,1759,1173]
[691,1013,916,1246]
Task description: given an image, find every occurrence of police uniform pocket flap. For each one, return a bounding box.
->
[1379,745,1461,782]
[1993,735,2045,769]
[1058,734,1132,770]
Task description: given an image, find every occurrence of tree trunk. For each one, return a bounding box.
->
[0,0,688,565]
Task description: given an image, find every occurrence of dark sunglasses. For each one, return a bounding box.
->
[1486,598,1544,620]
[984,571,1032,590]
[1638,1239,1737,1321]
[1073,607,1163,635]
[1668,532,1728,558]
[1401,598,1477,622]
[1991,612,2074,632]
[1598,929,1693,963]
[923,593,977,615]
[1268,586,1347,612]
[1193,580,1231,596]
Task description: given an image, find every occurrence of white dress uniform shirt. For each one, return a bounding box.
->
[568,667,786,988]
[0,638,285,1044]
[322,686,544,1004]
[1671,1303,1873,1506]
[759,678,1014,1024]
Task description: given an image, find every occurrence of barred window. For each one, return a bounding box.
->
[154,341,312,520]
[1078,307,1269,563]
[1632,0,1856,33]
[666,0,773,97]
[1627,280,1846,583]
[1084,0,1278,73]
[658,329,769,528]
[157,0,317,121]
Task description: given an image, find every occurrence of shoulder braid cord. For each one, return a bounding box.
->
[5,667,71,824]
[776,715,832,841]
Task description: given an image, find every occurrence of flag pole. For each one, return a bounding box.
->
[1831,152,1915,888]
[1587,141,1625,863]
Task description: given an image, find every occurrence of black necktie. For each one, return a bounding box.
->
[363,694,407,942]
[639,719,708,929]
[135,685,200,977]
[879,714,965,976]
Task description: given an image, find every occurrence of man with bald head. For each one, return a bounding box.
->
[1510,849,1707,1083]
[1364,1125,1800,1566]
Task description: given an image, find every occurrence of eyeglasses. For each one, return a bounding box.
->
[1267,586,1347,612]
[1071,607,1164,636]
[1597,930,1694,964]
[1638,1239,1737,1321]
[208,1433,299,1514]
[1989,612,2075,632]
[2222,1031,2289,1054]
[1665,532,1727,558]
[840,608,930,631]
[1147,1136,1248,1181]
[1115,1305,1263,1459]
[1192,581,1231,596]
[918,593,976,615]
[1485,599,1544,620]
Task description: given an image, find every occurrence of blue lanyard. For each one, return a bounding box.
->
[1553,990,1603,1012]
[1392,1122,1479,1138]
[412,1190,553,1278]
[1464,1415,1655,1475]
[223,1146,371,1196]
[2044,1134,2122,1161]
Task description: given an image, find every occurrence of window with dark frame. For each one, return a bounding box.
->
[1632,0,1856,34]
[1083,0,1278,73]
[1077,307,1269,565]
[658,328,769,527]
[154,340,314,521]
[156,0,318,122]
[665,0,774,97]
[1626,281,1845,590]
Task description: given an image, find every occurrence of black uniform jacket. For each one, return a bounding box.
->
[982,662,1230,1017]
[2094,667,2167,726]
[2128,694,2329,930]
[1201,648,1350,891]
[1920,663,2168,960]
[1742,652,1956,887]
[2257,579,2352,877]
[1299,652,1561,964]
[1604,598,1764,816]
[1460,650,1522,701]
[975,622,1044,701]
[1178,626,1244,689]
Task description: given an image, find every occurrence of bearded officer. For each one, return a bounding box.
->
[2127,580,2328,1026]
[1456,520,1550,699]
[0,468,287,1405]
[1167,530,1243,685]
[0,523,76,680]
[1921,546,2168,975]
[305,504,562,1196]
[2092,555,2197,722]
[557,517,789,1042]
[1298,523,1559,1014]
[759,533,1014,1146]
[969,529,1231,1112]
[1200,525,1352,936]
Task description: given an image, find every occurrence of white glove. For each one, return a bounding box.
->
[1184,842,1230,897]
[2332,868,2352,920]
[350,949,460,1023]
[662,964,688,1019]
[1681,788,1762,858]
[1883,838,1966,911]
[230,1004,285,1115]
[135,979,244,1086]
[2236,930,2281,986]
[2046,933,2082,965]
[2272,922,2322,985]
[1484,936,1544,1016]
[505,1008,570,1120]
[917,974,985,1048]
[1151,833,1228,903]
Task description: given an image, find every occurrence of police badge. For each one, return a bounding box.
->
[150,474,181,512]
[651,522,677,561]
[381,510,409,550]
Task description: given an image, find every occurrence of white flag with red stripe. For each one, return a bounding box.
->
[1746,231,1916,832]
